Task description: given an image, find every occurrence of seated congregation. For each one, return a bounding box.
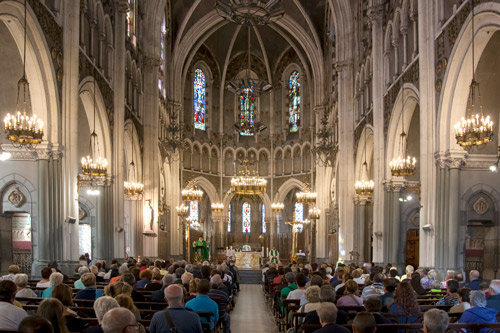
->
[0,258,238,333]
[263,262,500,332]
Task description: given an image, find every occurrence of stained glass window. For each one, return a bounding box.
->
[262,204,266,233]
[159,13,166,96]
[242,202,251,233]
[240,81,255,136]
[294,202,304,233]
[127,0,136,46]
[288,71,300,133]
[228,204,231,233]
[194,68,206,130]
[189,201,199,222]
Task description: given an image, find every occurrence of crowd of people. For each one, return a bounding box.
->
[0,257,240,333]
[263,262,500,332]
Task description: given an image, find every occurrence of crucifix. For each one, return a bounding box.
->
[285,212,305,263]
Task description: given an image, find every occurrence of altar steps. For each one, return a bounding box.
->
[239,269,262,284]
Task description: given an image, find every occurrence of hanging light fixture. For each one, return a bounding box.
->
[296,185,316,205]
[211,202,224,213]
[181,180,203,202]
[308,207,320,220]
[226,26,270,135]
[124,131,144,196]
[355,130,374,195]
[4,0,43,149]
[81,71,108,177]
[231,158,267,195]
[390,86,417,177]
[455,3,493,148]
[271,202,284,213]
[176,203,189,217]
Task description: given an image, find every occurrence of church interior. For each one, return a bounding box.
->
[0,0,499,283]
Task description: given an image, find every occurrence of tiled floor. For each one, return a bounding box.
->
[231,284,278,333]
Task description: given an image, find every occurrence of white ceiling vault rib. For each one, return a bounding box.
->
[173,0,202,53]
[292,0,322,51]
[252,25,273,84]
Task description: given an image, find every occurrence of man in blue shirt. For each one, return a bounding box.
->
[186,279,219,330]
[465,270,482,291]
[149,285,203,333]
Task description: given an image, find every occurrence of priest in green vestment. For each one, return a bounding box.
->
[192,236,209,262]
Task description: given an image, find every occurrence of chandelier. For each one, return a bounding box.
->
[181,181,203,202]
[390,86,416,177]
[308,207,320,220]
[176,203,189,217]
[124,130,143,196]
[4,0,43,149]
[159,105,183,161]
[312,112,338,167]
[215,0,284,26]
[81,71,108,179]
[296,186,316,205]
[271,202,284,213]
[211,202,224,213]
[454,4,493,148]
[355,130,374,195]
[231,158,267,195]
[226,26,271,135]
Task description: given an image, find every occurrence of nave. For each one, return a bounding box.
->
[232,284,277,333]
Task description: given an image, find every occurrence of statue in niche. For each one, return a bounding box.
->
[8,187,25,208]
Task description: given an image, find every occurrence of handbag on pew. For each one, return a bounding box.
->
[163,310,178,332]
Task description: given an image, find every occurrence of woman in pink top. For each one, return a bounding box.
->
[336,280,363,307]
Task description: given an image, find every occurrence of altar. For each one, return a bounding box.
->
[235,252,261,269]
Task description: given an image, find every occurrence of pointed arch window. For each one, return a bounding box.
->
[189,201,199,222]
[294,202,304,232]
[288,71,300,132]
[194,68,206,130]
[127,0,137,46]
[242,202,251,233]
[228,203,231,233]
[262,204,266,233]
[159,12,167,97]
[240,81,255,136]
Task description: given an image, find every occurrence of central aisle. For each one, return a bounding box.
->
[231,284,278,332]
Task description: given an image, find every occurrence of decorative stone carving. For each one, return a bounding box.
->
[473,197,489,216]
[411,212,419,227]
[79,207,87,220]
[8,188,26,208]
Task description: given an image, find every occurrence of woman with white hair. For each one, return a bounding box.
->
[458,290,497,329]
[41,272,64,298]
[14,274,37,298]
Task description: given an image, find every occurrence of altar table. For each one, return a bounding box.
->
[235,252,261,269]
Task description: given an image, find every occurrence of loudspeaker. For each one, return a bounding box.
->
[66,217,76,224]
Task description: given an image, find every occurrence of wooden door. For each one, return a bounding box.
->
[405,229,419,268]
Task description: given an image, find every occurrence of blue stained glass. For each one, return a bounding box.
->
[242,202,251,233]
[194,68,206,130]
[190,201,199,222]
[240,81,255,136]
[228,204,231,233]
[288,71,300,133]
[262,204,266,233]
[294,202,303,232]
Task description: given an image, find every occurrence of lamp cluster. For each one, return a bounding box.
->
[271,202,284,213]
[455,114,493,147]
[181,186,203,202]
[81,155,108,177]
[354,180,375,196]
[124,182,144,196]
[4,110,44,146]
[308,207,320,220]
[230,175,267,195]
[211,202,224,213]
[176,204,189,217]
[296,191,316,205]
[390,155,417,177]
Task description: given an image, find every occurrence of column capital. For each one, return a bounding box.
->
[144,55,162,68]
[367,4,385,24]
[335,60,354,73]
[435,151,467,170]
[114,0,129,14]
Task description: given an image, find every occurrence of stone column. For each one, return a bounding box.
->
[418,0,438,268]
[354,195,369,263]
[390,181,404,269]
[60,0,81,267]
[368,2,385,264]
[336,61,355,262]
[112,0,128,258]
[447,159,463,271]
